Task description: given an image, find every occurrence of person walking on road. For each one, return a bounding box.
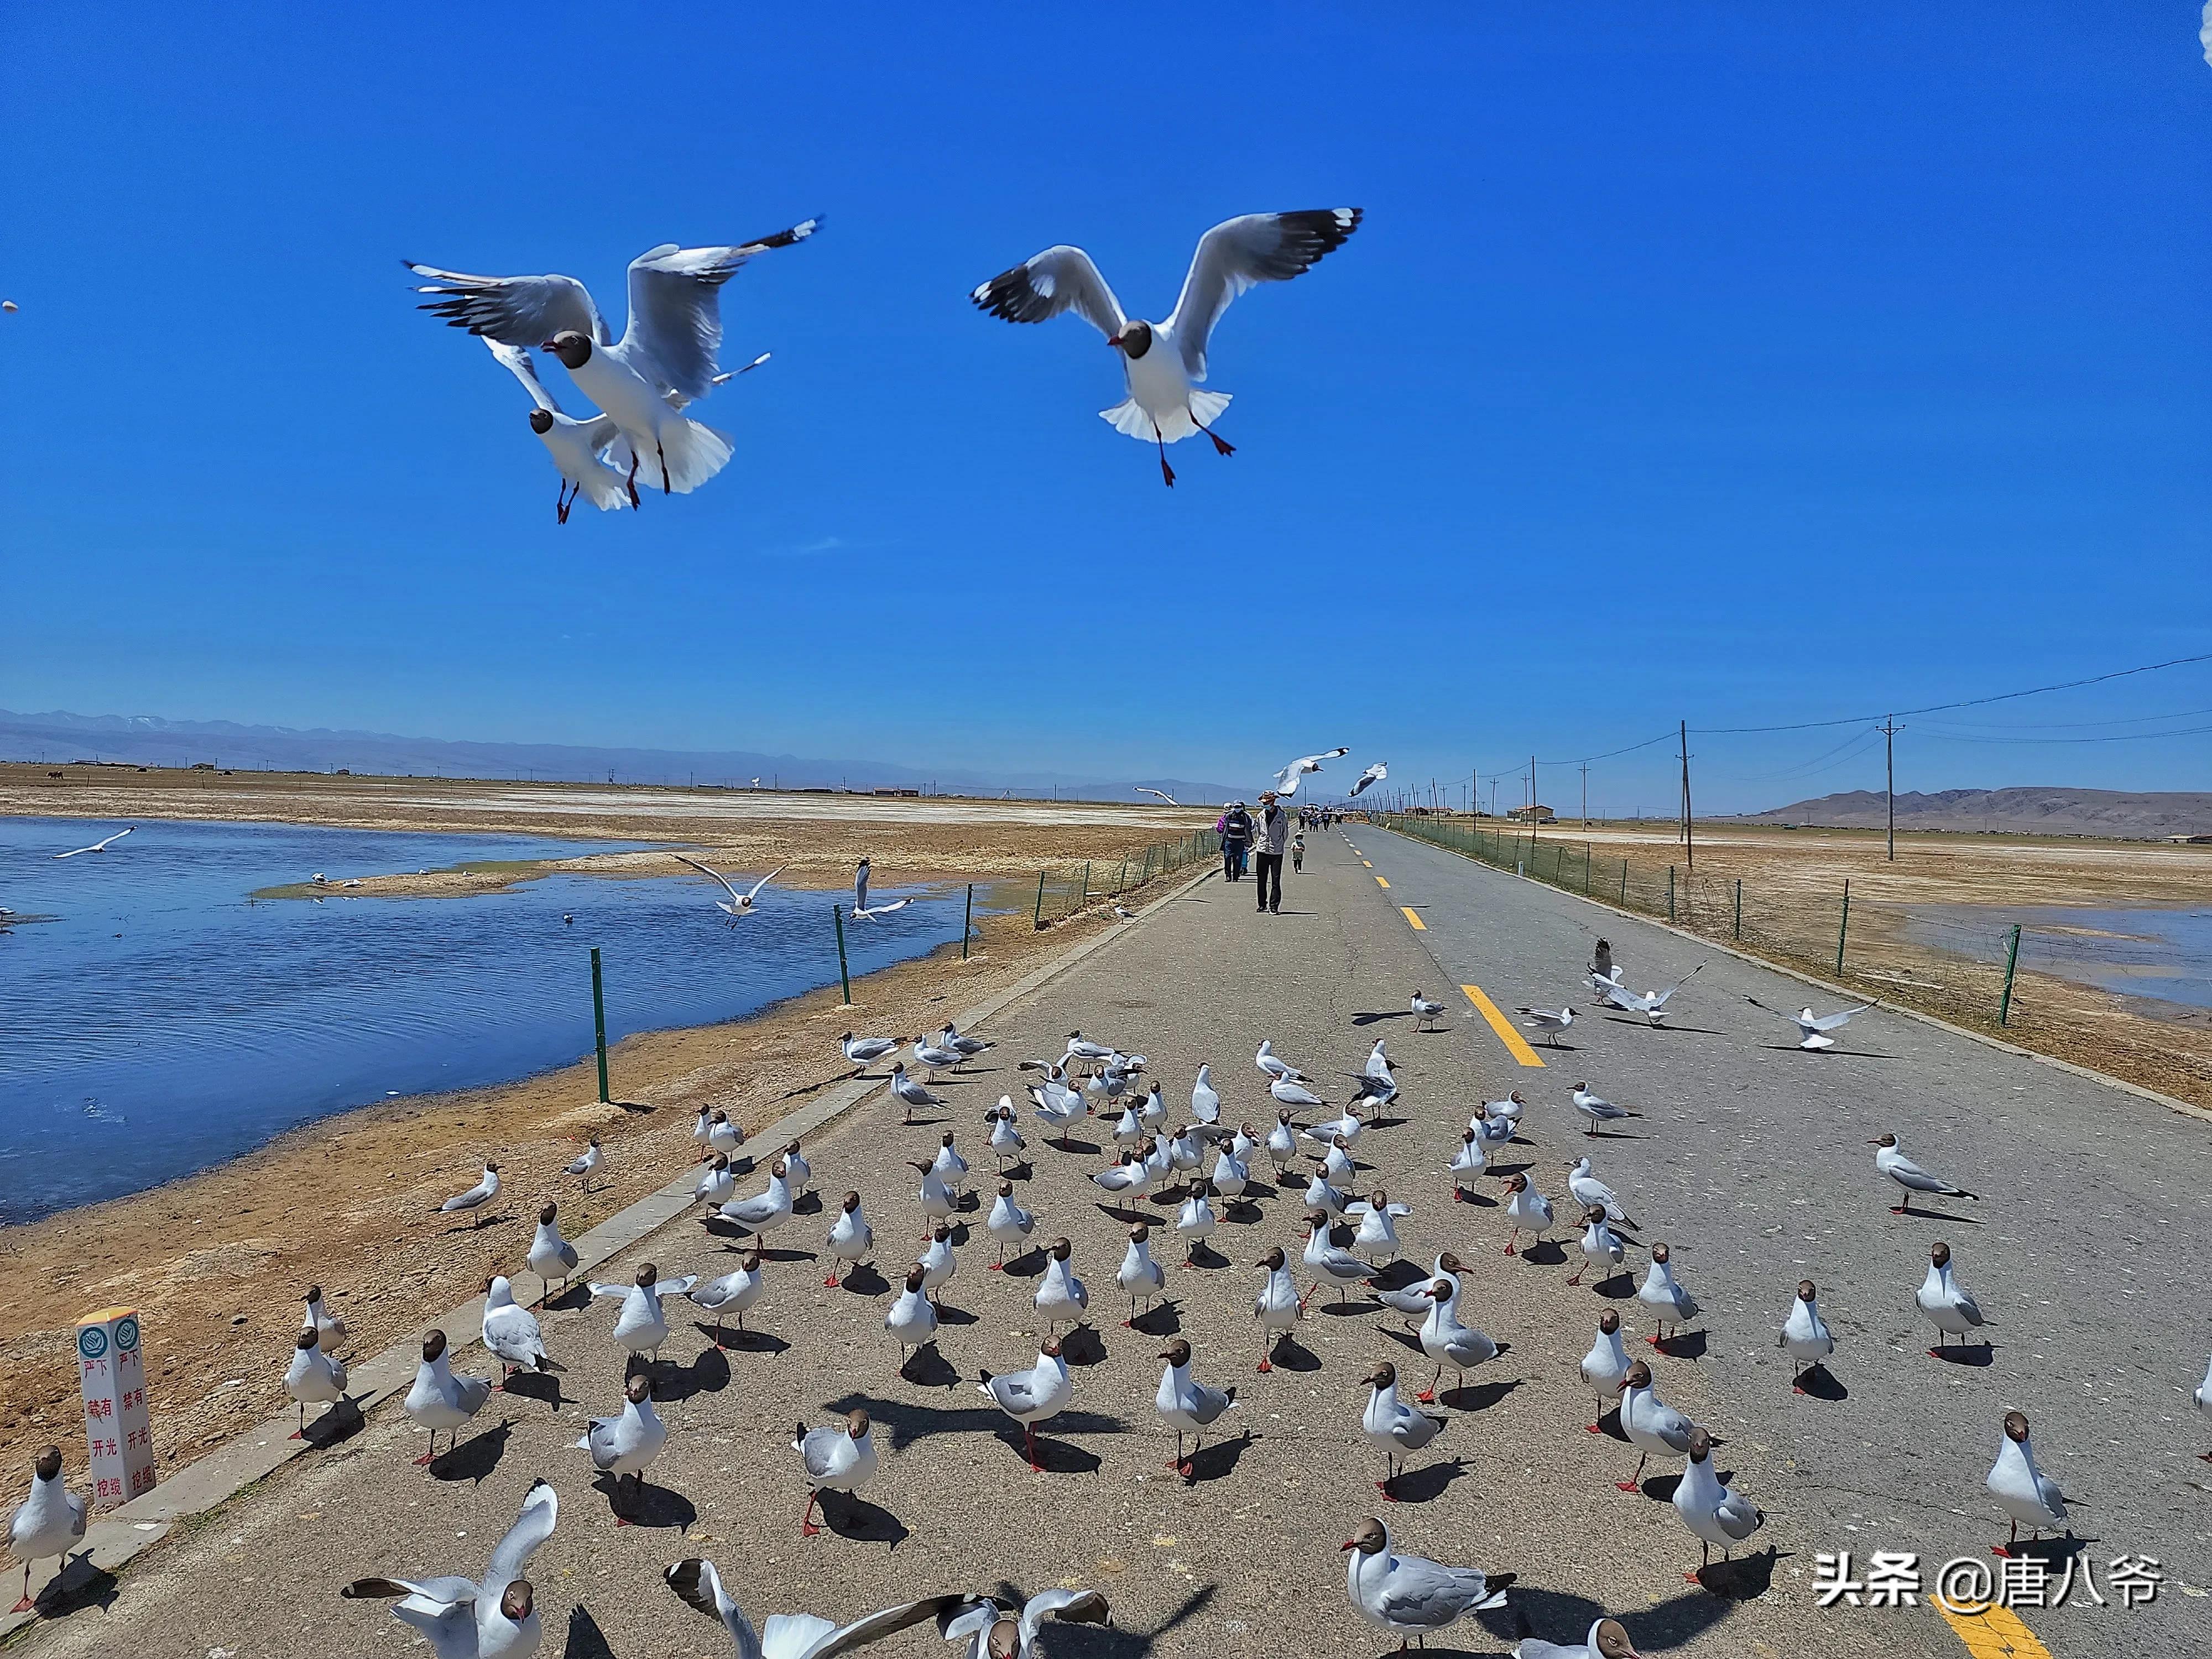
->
[1254,791,1290,914]
[1218,801,1254,882]
[1291,831,1305,873]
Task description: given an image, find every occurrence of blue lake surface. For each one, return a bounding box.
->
[0,816,966,1223]
[2011,906,2212,1011]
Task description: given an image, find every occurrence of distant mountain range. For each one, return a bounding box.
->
[1740,786,2212,839]
[0,708,1244,806]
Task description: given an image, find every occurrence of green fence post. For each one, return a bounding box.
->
[1733,877,1742,939]
[1032,870,1047,930]
[1117,859,1128,892]
[1834,879,1851,974]
[961,883,973,959]
[589,946,611,1103]
[1667,865,1676,923]
[1999,922,2023,1026]
[832,905,852,1004]
[1620,862,1629,905]
[1144,845,1155,880]
[1081,861,1091,899]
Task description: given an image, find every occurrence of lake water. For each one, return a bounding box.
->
[0,817,966,1223]
[1906,902,2212,1013]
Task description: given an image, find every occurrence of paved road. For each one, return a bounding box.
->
[1350,822,2212,1658]
[9,830,2204,1659]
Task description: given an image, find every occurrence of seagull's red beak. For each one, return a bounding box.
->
[1338,1539,1359,1551]
[1106,332,1124,349]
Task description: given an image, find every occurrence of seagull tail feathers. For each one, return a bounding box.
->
[641,417,734,495]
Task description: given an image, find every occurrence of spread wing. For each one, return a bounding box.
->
[621,222,820,400]
[677,854,747,904]
[1744,996,1803,1027]
[484,340,564,414]
[1021,1588,1110,1645]
[1650,963,1706,1005]
[796,1597,969,1658]
[405,263,609,346]
[1813,1003,1875,1031]
[484,1479,557,1598]
[744,866,787,904]
[666,1558,765,1659]
[970,246,1126,338]
[1165,208,1362,380]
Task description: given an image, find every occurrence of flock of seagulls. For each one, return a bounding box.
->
[669,855,915,928]
[413,205,1366,516]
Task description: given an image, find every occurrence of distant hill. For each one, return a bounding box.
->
[1741,786,2212,839]
[0,708,1244,807]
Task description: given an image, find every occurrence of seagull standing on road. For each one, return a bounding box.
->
[1501,1174,1554,1256]
[1615,1360,1697,1493]
[978,1338,1073,1473]
[985,1180,1037,1269]
[1749,995,1877,1050]
[825,1193,873,1288]
[890,1064,942,1126]
[408,223,819,500]
[1342,1517,1514,1647]
[1916,1241,1989,1357]
[1034,1237,1090,1332]
[793,1409,878,1538]
[527,1203,578,1297]
[1566,1157,1635,1226]
[972,211,1362,487]
[1360,1361,1447,1500]
[1519,1006,1574,1047]
[302,1285,348,1354]
[885,1265,939,1375]
[1515,1617,1647,1659]
[1779,1281,1834,1393]
[1579,1312,1630,1433]
[1154,1338,1238,1480]
[1254,1040,1304,1082]
[575,1374,665,1521]
[341,1477,555,1659]
[1449,1130,1488,1199]
[401,1331,492,1467]
[1191,1063,1222,1126]
[1271,1072,1327,1112]
[1985,1410,2069,1557]
[675,855,783,920]
[1413,1276,1500,1404]
[1871,1134,1980,1213]
[1635,1244,1699,1347]
[685,1252,766,1342]
[588,1263,696,1365]
[719,1158,794,1237]
[7,1446,85,1617]
[284,1329,348,1437]
[707,1111,744,1159]
[564,1137,603,1191]
[1673,1428,1764,1580]
[841,1031,900,1071]
[482,1276,560,1387]
[435,1163,500,1225]
[1410,990,1447,1031]
[1301,1212,1379,1309]
[693,1154,735,1209]
[1253,1246,1302,1371]
[1569,1084,1634,1136]
[1570,1208,1625,1290]
[52,826,133,860]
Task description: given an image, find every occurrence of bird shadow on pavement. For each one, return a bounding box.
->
[499,1371,566,1410]
[1179,1240,1229,1270]
[1650,1329,1709,1361]
[1095,1202,1158,1227]
[27,1554,119,1623]
[1515,1582,1736,1651]
[1040,1582,1218,1656]
[1930,1342,1997,1367]
[1452,1190,1501,1208]
[590,1474,695,1529]
[1380,1326,1425,1356]
[997,1247,1048,1278]
[540,1283,593,1313]
[1264,1335,1322,1373]
[1388,1456,1468,1504]
[896,1345,963,1390]
[1180,1427,1255,1484]
[1050,1135,1105,1156]
[431,1418,512,1484]
[1893,1203,1984,1225]
[1441,1376,1522,1413]
[1639,1471,1684,1503]
[1350,1010,1416,1026]
[1517,1240,1568,1266]
[299,1397,366,1447]
[702,1322,789,1355]
[563,1605,619,1659]
[1592,1272,1637,1300]
[838,1264,890,1296]
[655,1344,731,1402]
[1126,1301,1182,1337]
[824,1492,911,1549]
[1792,1363,1847,1401]
[441,1214,514,1238]
[933,1300,979,1326]
[1366,1260,1426,1292]
[1688,1546,1784,1601]
[824,1391,1130,1455]
[1606,1020,1727,1037]
[1311,1295,1380,1318]
[1060,1326,1110,1366]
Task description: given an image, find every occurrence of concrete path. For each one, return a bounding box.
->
[6,830,2202,1658]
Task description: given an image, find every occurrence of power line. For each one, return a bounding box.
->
[1697,650,2212,734]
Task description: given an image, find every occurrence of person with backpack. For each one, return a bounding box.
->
[1217,801,1254,881]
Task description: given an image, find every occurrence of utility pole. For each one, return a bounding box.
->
[1580,761,1589,827]
[1678,720,1694,870]
[1528,755,1538,844]
[1882,715,1899,860]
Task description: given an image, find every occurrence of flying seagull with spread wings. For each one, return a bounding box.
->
[1348,761,1388,797]
[54,826,133,860]
[1274,748,1350,796]
[972,209,1362,486]
[1134,787,1180,805]
[676,855,784,920]
[406,221,816,502]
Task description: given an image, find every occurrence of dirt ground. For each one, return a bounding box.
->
[0,771,1203,1491]
[1404,816,2212,1109]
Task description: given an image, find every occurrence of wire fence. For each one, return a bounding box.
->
[1029,829,1222,928]
[1382,815,2058,1036]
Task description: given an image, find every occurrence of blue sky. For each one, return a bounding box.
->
[4,5,2208,812]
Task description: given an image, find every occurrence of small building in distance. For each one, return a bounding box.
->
[2163,832,2212,844]
[1507,804,1556,823]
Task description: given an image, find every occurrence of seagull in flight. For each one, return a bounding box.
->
[1274,748,1350,796]
[1598,963,1706,1026]
[54,826,133,859]
[1749,995,1877,1050]
[1135,787,1180,805]
[675,854,783,920]
[406,221,817,502]
[1348,761,1388,798]
[972,208,1363,487]
[851,898,913,922]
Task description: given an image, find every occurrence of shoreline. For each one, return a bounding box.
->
[0,880,1145,1488]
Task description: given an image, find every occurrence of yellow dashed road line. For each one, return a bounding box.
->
[1374,875,1390,889]
[1937,1601,2053,1659]
[1399,906,1426,931]
[1462,984,1546,1068]
[1361,859,1373,868]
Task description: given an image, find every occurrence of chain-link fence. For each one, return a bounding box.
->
[1029,828,1222,927]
